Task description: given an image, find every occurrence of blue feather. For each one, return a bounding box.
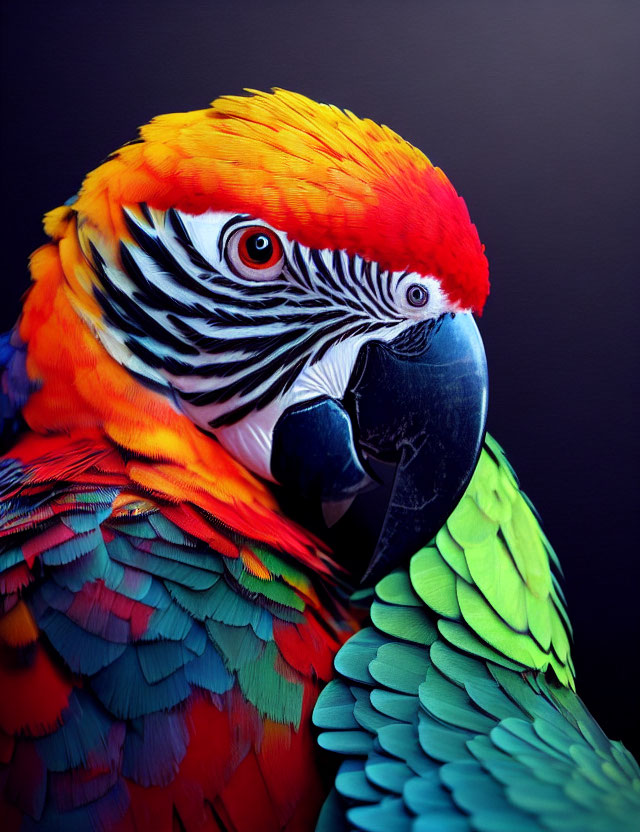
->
[183,640,234,694]
[252,607,274,640]
[114,565,154,601]
[38,580,74,613]
[91,647,191,719]
[26,779,130,832]
[183,621,208,655]
[52,543,124,593]
[144,594,193,641]
[42,527,105,566]
[147,511,190,544]
[137,639,190,684]
[38,609,126,674]
[36,690,115,772]
[1,328,35,450]
[122,711,189,788]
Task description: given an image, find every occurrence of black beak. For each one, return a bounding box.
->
[271,313,488,584]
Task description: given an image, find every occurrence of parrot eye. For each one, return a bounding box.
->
[226,225,284,280]
[406,284,430,308]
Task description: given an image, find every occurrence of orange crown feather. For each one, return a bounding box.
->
[44,88,489,313]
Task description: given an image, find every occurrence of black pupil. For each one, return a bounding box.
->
[246,233,273,263]
[407,284,429,307]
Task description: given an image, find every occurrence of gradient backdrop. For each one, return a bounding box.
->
[2,1,639,754]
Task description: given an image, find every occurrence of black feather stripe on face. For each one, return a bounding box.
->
[86,205,410,427]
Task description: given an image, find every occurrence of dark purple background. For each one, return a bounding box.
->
[2,2,639,752]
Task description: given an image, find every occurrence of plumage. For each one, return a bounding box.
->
[1,427,350,829]
[1,88,636,831]
[313,438,640,830]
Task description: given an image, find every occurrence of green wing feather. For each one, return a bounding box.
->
[314,435,640,830]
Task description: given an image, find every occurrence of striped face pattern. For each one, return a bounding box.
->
[80,204,460,478]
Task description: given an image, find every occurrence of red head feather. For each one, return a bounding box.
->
[45,88,490,313]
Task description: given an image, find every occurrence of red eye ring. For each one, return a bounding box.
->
[237,226,282,269]
[226,225,285,280]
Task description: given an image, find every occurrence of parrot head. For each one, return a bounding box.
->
[40,89,489,582]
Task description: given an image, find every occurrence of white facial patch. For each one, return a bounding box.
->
[81,206,461,481]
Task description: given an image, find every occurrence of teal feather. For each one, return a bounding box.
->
[348,798,412,832]
[464,677,524,722]
[205,619,264,670]
[336,760,384,803]
[235,641,304,727]
[114,566,153,601]
[334,628,388,685]
[112,517,157,539]
[472,809,541,832]
[419,667,497,733]
[53,543,125,593]
[165,578,225,621]
[183,620,207,655]
[412,812,471,831]
[353,695,397,734]
[368,642,430,694]
[35,690,113,772]
[136,640,190,684]
[0,544,23,571]
[110,536,219,590]
[364,753,413,793]
[440,761,509,813]
[144,592,193,641]
[403,772,454,814]
[313,443,640,829]
[42,528,104,565]
[146,511,191,544]
[315,788,353,832]
[61,512,105,534]
[148,538,224,573]
[418,712,475,762]
[490,719,568,763]
[183,641,234,694]
[91,647,191,719]
[377,724,434,777]
[317,730,375,756]
[369,689,418,723]
[314,681,359,730]
[251,607,273,640]
[429,639,492,687]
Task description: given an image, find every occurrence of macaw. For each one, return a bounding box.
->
[0,89,637,832]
